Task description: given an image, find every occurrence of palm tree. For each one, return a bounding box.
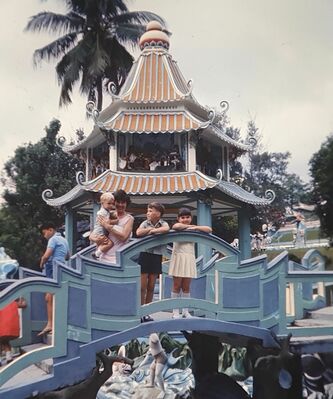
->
[25,0,166,110]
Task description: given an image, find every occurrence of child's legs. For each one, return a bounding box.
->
[98,238,114,253]
[181,277,192,294]
[141,273,148,305]
[172,276,182,294]
[0,339,11,352]
[146,274,158,304]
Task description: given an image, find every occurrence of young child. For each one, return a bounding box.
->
[89,192,118,259]
[136,202,170,322]
[169,207,212,318]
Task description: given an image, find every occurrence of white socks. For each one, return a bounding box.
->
[182,292,192,318]
[171,291,180,319]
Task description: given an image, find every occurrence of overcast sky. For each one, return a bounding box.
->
[1,0,333,185]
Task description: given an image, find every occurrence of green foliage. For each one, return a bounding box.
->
[25,0,166,110]
[309,134,333,239]
[0,119,83,268]
[213,216,238,243]
[240,121,311,231]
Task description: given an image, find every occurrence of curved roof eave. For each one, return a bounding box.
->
[42,185,85,207]
[215,180,274,206]
[208,125,250,151]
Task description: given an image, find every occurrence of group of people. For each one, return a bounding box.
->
[0,189,212,363]
[118,144,184,172]
[87,189,212,321]
[30,189,212,338]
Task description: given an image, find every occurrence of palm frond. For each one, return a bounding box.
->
[111,11,166,27]
[59,59,82,106]
[87,47,109,76]
[32,32,79,65]
[110,23,145,48]
[25,11,85,35]
[103,37,133,70]
[66,0,128,18]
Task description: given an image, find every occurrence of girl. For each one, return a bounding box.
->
[169,207,212,318]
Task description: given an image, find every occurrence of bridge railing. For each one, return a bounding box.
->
[1,232,333,390]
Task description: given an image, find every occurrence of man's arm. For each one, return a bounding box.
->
[40,248,53,269]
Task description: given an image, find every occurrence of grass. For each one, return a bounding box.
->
[271,227,323,243]
[254,246,333,270]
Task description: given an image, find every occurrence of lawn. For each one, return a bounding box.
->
[253,246,333,270]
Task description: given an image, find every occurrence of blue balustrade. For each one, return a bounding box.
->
[1,232,333,397]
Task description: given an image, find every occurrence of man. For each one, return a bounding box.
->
[39,222,70,335]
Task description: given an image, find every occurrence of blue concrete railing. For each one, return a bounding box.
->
[1,232,333,397]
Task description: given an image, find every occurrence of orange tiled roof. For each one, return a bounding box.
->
[80,170,219,195]
[120,49,190,103]
[99,110,202,133]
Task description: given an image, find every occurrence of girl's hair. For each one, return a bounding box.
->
[114,189,131,206]
[178,207,192,217]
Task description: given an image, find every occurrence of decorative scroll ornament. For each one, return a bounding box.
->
[220,100,229,113]
[200,108,216,129]
[184,79,193,96]
[247,125,258,148]
[86,101,100,122]
[56,135,67,148]
[42,189,54,202]
[76,171,85,185]
[264,189,276,203]
[247,136,257,147]
[107,82,121,101]
[216,168,223,182]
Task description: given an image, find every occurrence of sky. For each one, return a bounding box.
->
[1,0,333,185]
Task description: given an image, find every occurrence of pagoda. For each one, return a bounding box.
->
[43,21,274,259]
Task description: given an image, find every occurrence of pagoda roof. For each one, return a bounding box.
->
[82,170,218,195]
[120,47,191,103]
[97,109,204,134]
[214,180,274,206]
[43,170,273,207]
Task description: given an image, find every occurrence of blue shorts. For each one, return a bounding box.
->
[45,263,53,278]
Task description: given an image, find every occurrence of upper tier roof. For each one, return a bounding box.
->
[60,21,250,153]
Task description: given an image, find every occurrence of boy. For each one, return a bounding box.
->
[136,202,170,322]
[89,192,118,259]
[39,222,70,335]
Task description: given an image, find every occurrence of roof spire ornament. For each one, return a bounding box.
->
[139,20,170,50]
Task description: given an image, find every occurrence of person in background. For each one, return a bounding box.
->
[39,222,70,336]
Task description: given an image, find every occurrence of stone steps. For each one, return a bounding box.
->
[308,306,333,321]
[21,342,53,374]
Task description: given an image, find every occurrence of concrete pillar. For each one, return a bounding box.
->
[197,199,212,264]
[65,208,77,255]
[238,207,251,260]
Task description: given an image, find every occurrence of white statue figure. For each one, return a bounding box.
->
[147,333,168,392]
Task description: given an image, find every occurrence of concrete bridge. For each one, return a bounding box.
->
[0,232,332,398]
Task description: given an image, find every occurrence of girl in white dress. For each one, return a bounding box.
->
[169,208,212,318]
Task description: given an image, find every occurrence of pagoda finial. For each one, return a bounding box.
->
[139,20,169,50]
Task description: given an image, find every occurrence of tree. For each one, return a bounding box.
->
[25,0,165,110]
[309,134,333,239]
[241,121,310,231]
[0,120,83,268]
